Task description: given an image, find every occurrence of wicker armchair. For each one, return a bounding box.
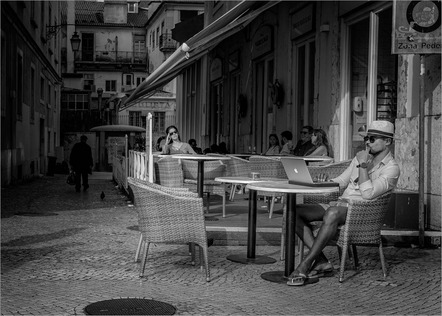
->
[249,156,287,218]
[181,159,227,214]
[337,192,392,282]
[281,159,352,260]
[127,178,211,282]
[129,177,196,262]
[225,156,251,201]
[153,156,184,188]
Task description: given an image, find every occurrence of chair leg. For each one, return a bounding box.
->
[379,242,388,278]
[134,233,143,262]
[352,245,359,269]
[230,184,237,201]
[206,193,210,214]
[269,197,276,219]
[139,241,150,278]
[190,242,196,265]
[339,243,348,283]
[280,230,285,261]
[201,244,211,282]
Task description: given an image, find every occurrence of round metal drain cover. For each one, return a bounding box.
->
[84,298,176,315]
[15,212,58,217]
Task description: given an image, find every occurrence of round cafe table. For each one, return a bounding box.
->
[215,176,285,265]
[246,181,339,284]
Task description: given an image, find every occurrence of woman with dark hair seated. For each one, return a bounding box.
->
[161,125,196,154]
[305,128,334,157]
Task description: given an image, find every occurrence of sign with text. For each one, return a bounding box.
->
[393,0,441,54]
[291,4,315,39]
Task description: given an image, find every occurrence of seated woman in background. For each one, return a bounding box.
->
[305,129,333,157]
[264,134,281,155]
[162,125,196,154]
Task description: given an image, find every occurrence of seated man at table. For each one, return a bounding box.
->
[288,120,400,286]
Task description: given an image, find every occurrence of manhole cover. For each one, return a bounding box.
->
[15,212,58,217]
[127,225,139,231]
[84,298,176,315]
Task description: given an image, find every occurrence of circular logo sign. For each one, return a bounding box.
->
[407,1,441,33]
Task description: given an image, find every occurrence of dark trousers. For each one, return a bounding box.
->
[74,170,89,191]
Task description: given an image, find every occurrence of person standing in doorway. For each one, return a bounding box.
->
[293,126,315,156]
[70,135,93,192]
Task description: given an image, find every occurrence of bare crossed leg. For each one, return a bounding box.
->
[292,204,348,280]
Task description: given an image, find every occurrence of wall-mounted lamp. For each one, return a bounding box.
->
[46,24,81,52]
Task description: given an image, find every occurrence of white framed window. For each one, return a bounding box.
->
[153,112,165,134]
[128,2,138,13]
[62,94,89,110]
[129,111,141,126]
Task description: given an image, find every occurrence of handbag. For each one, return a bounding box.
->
[66,171,76,185]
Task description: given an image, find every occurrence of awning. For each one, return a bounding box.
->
[121,0,280,110]
[90,125,145,132]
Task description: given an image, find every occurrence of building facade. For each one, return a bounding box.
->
[172,1,441,230]
[118,0,204,146]
[1,1,63,185]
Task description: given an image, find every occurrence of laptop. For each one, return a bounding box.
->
[281,158,339,187]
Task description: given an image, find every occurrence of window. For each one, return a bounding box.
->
[40,76,45,101]
[153,112,165,133]
[129,111,141,126]
[156,27,160,47]
[128,2,138,13]
[17,51,23,119]
[47,82,51,107]
[105,80,117,92]
[124,74,133,86]
[40,1,45,39]
[136,77,145,86]
[30,65,35,123]
[83,74,94,91]
[62,94,89,110]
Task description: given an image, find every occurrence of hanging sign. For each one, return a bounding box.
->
[291,4,315,39]
[392,0,441,54]
[252,25,273,59]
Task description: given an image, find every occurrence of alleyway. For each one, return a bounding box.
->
[1,174,441,315]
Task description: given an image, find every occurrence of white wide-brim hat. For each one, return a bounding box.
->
[359,120,399,139]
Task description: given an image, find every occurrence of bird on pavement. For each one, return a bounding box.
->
[100,191,105,200]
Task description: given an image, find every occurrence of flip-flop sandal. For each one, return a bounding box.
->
[308,268,334,278]
[287,271,319,286]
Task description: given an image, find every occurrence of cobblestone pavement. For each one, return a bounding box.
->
[1,175,441,315]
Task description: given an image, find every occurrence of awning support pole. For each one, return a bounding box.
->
[419,54,425,248]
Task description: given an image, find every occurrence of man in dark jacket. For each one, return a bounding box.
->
[293,125,315,156]
[70,135,93,192]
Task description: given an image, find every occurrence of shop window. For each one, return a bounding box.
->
[83,74,94,91]
[62,94,89,110]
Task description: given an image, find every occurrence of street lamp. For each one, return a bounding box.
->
[46,24,81,52]
[70,32,81,52]
[97,88,103,121]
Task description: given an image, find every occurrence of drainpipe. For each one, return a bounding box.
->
[418,54,425,247]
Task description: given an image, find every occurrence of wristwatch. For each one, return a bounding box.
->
[357,162,368,169]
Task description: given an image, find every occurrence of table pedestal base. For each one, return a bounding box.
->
[204,216,219,221]
[227,254,276,264]
[261,271,288,283]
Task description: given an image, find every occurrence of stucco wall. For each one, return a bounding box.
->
[396,54,441,230]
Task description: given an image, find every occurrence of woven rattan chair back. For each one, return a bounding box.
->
[249,156,288,179]
[127,178,211,282]
[226,156,251,177]
[181,160,226,180]
[154,156,184,187]
[337,192,392,282]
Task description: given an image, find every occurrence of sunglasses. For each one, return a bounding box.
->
[364,135,385,143]
[169,131,178,135]
[300,131,309,135]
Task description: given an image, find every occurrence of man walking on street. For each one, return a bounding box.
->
[70,135,93,192]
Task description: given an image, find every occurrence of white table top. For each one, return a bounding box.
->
[247,181,339,194]
[157,154,231,161]
[215,176,286,185]
[265,155,333,162]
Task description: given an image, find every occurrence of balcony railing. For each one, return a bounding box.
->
[77,51,147,64]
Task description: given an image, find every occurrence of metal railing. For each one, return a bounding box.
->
[78,50,147,64]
